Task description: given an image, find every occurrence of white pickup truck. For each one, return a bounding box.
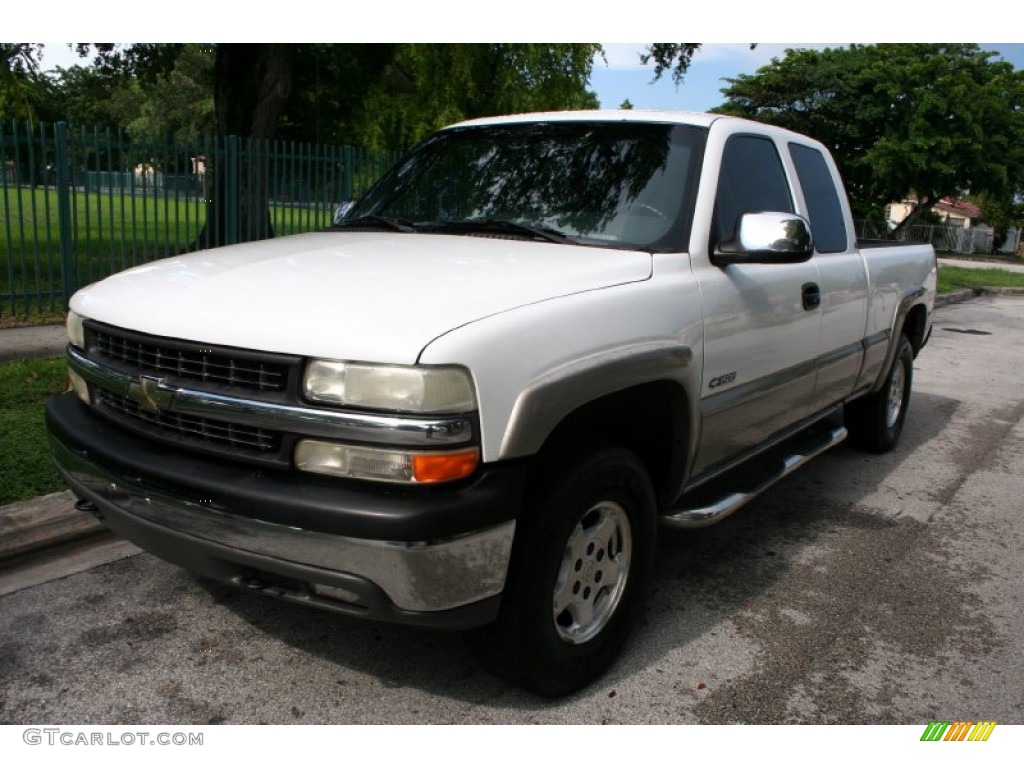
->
[47,110,936,696]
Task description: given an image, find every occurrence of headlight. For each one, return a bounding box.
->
[304,360,476,413]
[67,310,86,350]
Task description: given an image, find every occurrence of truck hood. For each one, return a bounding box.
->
[71,231,653,363]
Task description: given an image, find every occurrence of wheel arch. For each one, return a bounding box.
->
[871,288,930,393]
[902,302,929,356]
[499,348,695,507]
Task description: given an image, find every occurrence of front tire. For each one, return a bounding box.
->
[468,446,657,697]
[846,333,914,453]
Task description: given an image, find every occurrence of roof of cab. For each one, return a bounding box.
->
[440,109,827,153]
[444,109,724,130]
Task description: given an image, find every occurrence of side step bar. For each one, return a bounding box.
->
[662,425,848,529]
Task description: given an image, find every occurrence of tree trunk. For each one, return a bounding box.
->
[197,44,295,248]
[890,194,940,239]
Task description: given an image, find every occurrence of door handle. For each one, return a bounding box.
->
[802,282,821,311]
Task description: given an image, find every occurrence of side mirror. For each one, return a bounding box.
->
[333,200,355,225]
[712,212,814,267]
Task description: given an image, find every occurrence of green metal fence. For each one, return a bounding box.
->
[1,121,400,316]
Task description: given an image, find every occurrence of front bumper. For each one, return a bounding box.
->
[47,393,525,630]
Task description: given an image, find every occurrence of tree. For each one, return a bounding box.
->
[970,191,1024,253]
[45,62,143,129]
[281,44,600,149]
[64,43,602,245]
[0,43,47,121]
[221,44,600,240]
[640,44,703,85]
[124,45,215,141]
[713,44,1024,231]
[10,43,601,246]
[639,44,758,85]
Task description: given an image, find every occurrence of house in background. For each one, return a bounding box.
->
[886,196,982,230]
[932,197,982,228]
[885,196,998,254]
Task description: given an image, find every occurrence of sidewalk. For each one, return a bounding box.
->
[0,323,66,363]
[938,255,1024,274]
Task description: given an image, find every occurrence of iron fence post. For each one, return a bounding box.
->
[54,122,76,303]
[226,134,239,245]
[341,146,353,201]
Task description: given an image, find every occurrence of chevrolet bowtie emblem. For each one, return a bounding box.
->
[127,375,176,413]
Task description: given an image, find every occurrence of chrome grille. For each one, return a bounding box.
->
[81,321,301,466]
[96,390,281,454]
[92,327,288,392]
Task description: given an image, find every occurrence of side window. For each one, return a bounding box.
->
[789,143,848,253]
[712,135,793,246]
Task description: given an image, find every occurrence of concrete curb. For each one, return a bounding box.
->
[935,289,976,307]
[935,286,1024,308]
[0,491,106,565]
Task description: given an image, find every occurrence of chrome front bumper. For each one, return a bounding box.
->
[47,395,519,629]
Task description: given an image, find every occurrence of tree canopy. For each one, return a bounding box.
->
[1,43,45,121]
[5,43,604,246]
[10,44,601,151]
[640,44,703,85]
[335,44,600,149]
[713,44,1024,228]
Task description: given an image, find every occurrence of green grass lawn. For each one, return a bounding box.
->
[937,265,1024,294]
[0,357,68,506]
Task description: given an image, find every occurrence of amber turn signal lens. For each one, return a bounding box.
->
[412,450,479,484]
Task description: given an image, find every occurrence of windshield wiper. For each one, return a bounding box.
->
[422,218,578,245]
[330,215,415,233]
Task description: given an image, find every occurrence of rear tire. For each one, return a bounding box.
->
[467,446,657,697]
[845,334,914,453]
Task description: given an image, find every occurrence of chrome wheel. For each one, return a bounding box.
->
[845,333,914,454]
[886,356,906,428]
[553,501,632,645]
[467,446,656,696]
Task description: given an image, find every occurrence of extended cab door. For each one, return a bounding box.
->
[786,141,870,411]
[690,132,822,477]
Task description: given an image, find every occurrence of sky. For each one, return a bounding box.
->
[31,41,1024,117]
[590,43,1024,112]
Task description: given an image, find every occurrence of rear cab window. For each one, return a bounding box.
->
[788,143,849,254]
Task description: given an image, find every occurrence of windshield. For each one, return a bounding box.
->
[344,121,706,251]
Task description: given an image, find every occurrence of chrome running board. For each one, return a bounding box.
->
[663,425,848,529]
